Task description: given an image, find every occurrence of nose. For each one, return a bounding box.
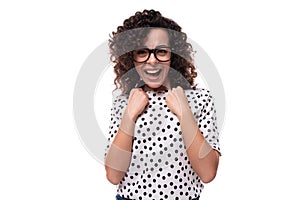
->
[147,52,158,64]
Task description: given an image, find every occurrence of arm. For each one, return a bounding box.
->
[105,128,133,185]
[105,88,148,185]
[166,87,220,183]
[181,110,220,183]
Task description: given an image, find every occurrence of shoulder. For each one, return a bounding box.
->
[112,90,129,104]
[184,87,212,100]
[184,87,215,113]
[110,90,129,115]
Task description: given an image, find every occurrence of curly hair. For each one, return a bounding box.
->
[109,9,197,94]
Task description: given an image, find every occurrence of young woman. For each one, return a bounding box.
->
[104,9,221,200]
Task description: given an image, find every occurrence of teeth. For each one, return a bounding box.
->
[145,69,160,74]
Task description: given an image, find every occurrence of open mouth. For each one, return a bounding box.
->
[144,69,162,76]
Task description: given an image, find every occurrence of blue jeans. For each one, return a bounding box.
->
[116,194,126,200]
[116,194,200,200]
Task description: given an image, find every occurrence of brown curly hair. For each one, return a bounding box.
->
[109,9,197,94]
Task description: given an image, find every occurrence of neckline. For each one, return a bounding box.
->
[142,85,170,93]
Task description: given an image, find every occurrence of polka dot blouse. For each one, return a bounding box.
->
[105,88,221,200]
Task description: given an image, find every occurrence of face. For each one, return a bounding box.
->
[134,28,171,90]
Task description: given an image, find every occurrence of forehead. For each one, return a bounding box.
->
[143,28,169,48]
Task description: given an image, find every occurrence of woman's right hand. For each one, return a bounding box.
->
[126,88,149,122]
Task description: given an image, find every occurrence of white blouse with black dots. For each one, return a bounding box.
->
[105,88,221,200]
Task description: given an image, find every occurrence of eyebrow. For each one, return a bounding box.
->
[137,45,171,49]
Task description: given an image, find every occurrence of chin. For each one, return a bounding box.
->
[143,81,169,91]
[145,82,162,88]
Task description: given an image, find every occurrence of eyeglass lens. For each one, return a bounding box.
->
[133,47,171,63]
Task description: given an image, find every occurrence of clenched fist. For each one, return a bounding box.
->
[165,86,190,121]
[126,88,149,122]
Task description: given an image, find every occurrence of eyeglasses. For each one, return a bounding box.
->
[133,46,172,63]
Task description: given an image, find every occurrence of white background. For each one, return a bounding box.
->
[1,0,299,199]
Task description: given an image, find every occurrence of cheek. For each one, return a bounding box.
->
[134,65,143,74]
[163,63,170,73]
[161,61,170,67]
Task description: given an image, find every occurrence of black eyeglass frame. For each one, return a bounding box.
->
[133,46,173,63]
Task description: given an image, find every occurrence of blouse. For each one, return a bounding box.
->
[105,88,221,200]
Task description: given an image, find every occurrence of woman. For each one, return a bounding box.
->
[104,9,221,200]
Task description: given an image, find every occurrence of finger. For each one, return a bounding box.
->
[174,86,186,101]
[135,88,144,92]
[165,92,175,103]
[177,86,183,90]
[129,88,137,98]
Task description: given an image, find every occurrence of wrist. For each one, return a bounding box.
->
[125,107,138,122]
[119,108,136,136]
[178,106,198,149]
[178,105,192,123]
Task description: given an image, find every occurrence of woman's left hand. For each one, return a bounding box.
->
[165,86,190,120]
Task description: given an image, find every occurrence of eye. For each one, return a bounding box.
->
[135,49,148,57]
[156,48,170,56]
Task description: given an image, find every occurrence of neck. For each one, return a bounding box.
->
[143,84,170,92]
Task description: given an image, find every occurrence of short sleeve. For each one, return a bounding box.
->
[103,94,128,159]
[194,89,221,155]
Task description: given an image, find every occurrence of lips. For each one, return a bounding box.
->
[135,63,170,89]
[144,69,161,76]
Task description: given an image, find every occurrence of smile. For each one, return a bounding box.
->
[144,69,161,76]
